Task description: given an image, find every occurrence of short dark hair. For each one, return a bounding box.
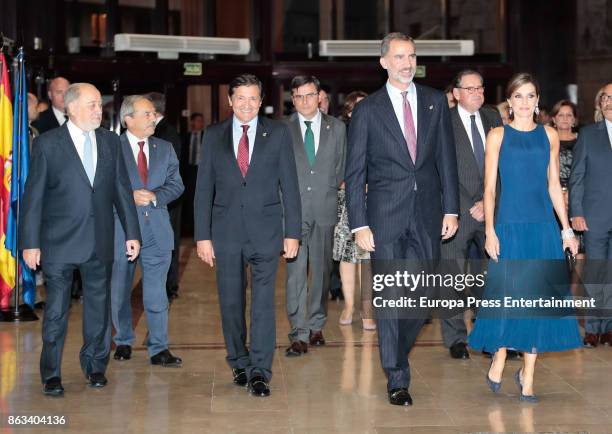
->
[190,112,204,121]
[453,69,484,89]
[381,32,414,57]
[145,92,166,115]
[229,74,264,99]
[290,75,321,93]
[550,99,577,119]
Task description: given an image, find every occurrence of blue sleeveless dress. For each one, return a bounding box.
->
[468,124,582,354]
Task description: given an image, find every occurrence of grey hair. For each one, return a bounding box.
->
[381,32,414,57]
[120,95,153,128]
[64,83,96,117]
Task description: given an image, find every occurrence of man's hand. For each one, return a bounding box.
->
[197,240,215,267]
[469,201,485,222]
[23,248,41,270]
[283,238,299,259]
[571,216,589,232]
[355,228,375,252]
[126,240,140,262]
[133,189,156,207]
[441,215,459,240]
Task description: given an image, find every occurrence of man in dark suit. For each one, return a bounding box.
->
[570,82,612,347]
[20,83,141,396]
[440,70,503,360]
[195,74,301,397]
[284,75,346,357]
[32,76,70,134]
[111,95,184,367]
[147,92,183,301]
[180,112,205,236]
[345,32,459,406]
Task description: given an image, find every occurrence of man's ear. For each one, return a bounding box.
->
[379,57,388,70]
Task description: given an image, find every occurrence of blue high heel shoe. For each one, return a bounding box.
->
[486,361,502,393]
[514,369,539,403]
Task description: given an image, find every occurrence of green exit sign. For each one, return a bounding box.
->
[184,62,203,76]
[415,65,426,78]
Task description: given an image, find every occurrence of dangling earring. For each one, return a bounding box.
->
[534,106,540,116]
[509,107,513,116]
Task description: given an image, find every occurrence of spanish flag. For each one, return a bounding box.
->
[0,53,15,309]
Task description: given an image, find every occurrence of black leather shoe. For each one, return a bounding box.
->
[449,342,470,359]
[285,341,308,357]
[88,373,108,388]
[309,331,326,346]
[43,377,64,397]
[150,349,182,367]
[388,388,412,406]
[232,368,247,386]
[248,376,270,397]
[114,345,132,361]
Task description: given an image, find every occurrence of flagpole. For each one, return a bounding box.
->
[2,48,37,322]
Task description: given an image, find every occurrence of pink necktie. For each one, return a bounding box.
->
[237,125,249,177]
[401,91,417,163]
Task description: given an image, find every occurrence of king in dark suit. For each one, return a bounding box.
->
[194,74,301,398]
[20,83,141,396]
[345,33,459,406]
[111,95,184,367]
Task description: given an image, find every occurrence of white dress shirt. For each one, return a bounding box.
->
[53,106,67,125]
[126,130,150,165]
[232,116,258,162]
[457,104,487,152]
[386,80,418,139]
[606,119,612,149]
[66,120,97,173]
[297,110,322,153]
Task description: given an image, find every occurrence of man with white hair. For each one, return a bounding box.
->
[20,83,141,397]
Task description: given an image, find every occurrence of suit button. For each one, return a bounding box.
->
[242,182,246,187]
[240,205,244,208]
[307,187,312,191]
[310,170,315,175]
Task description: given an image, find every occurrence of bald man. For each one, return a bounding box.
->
[20,83,141,396]
[32,76,70,134]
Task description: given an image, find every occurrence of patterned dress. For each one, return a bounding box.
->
[333,188,369,263]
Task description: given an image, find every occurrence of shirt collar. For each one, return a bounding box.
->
[605,118,612,130]
[52,105,65,121]
[126,130,148,147]
[297,109,321,125]
[233,115,258,131]
[67,119,90,138]
[457,103,480,120]
[386,80,416,99]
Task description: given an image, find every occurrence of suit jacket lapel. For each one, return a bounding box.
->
[60,124,92,187]
[452,107,479,175]
[415,84,432,167]
[93,129,108,187]
[147,137,160,186]
[289,114,309,169]
[119,134,144,189]
[222,120,244,180]
[377,89,412,165]
[316,113,332,167]
[246,118,269,180]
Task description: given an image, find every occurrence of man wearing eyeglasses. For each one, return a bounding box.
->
[284,76,346,357]
[440,70,503,360]
[570,82,612,347]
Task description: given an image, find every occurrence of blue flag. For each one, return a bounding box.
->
[6,51,35,307]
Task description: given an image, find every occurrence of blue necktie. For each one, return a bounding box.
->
[470,114,485,176]
[83,131,95,185]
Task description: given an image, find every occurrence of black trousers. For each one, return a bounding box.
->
[40,256,113,383]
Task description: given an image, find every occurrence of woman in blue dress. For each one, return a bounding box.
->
[468,73,582,402]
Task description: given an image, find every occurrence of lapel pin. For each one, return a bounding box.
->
[262,132,268,137]
[153,144,157,148]
[326,125,330,130]
[429,105,434,110]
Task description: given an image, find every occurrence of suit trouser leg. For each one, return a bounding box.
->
[583,228,612,334]
[307,223,334,333]
[111,258,137,347]
[439,226,478,348]
[78,257,113,377]
[215,250,250,371]
[244,243,278,382]
[140,231,171,357]
[39,262,76,383]
[166,204,182,294]
[286,220,312,343]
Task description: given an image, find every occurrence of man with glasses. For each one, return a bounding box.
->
[111,95,184,367]
[284,75,346,357]
[570,82,612,347]
[440,70,503,360]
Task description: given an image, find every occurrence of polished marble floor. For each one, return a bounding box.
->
[1,242,611,434]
